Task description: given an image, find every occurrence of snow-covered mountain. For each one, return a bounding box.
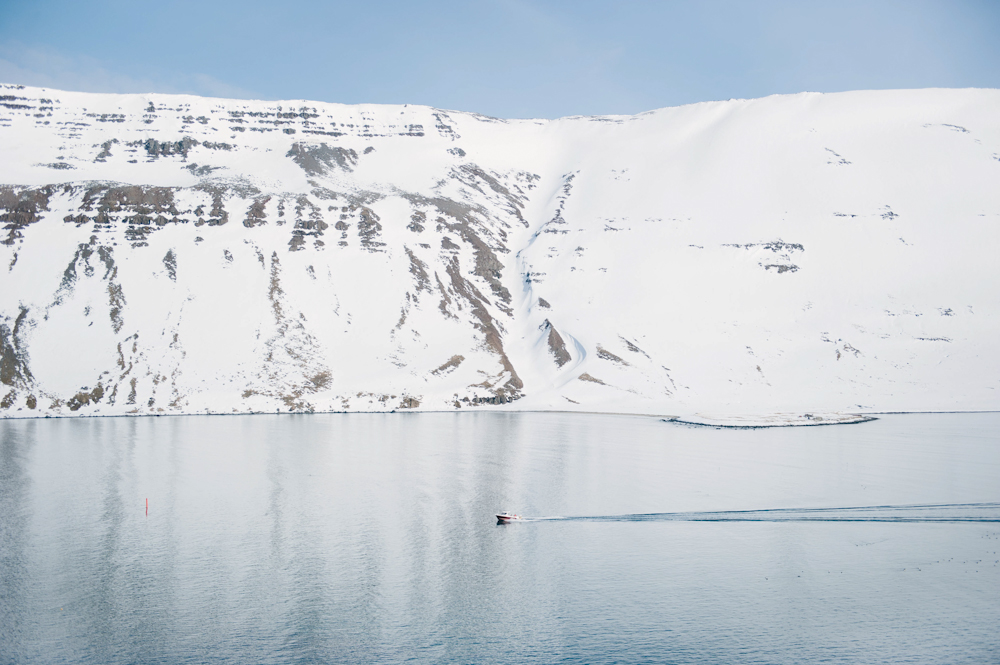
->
[1,84,998,421]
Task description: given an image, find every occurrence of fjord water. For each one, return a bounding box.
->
[1,413,999,664]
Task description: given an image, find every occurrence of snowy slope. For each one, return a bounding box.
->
[1,84,998,421]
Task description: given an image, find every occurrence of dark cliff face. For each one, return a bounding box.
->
[1,186,53,246]
[0,179,535,414]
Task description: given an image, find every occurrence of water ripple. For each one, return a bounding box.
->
[523,503,1000,523]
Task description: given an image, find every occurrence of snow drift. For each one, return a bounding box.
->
[1,84,998,421]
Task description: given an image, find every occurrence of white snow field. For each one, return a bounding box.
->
[1,84,998,422]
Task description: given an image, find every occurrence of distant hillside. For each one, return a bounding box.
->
[1,84,998,421]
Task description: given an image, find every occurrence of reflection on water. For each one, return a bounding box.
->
[1,412,999,664]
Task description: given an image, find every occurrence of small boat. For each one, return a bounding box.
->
[496,511,522,522]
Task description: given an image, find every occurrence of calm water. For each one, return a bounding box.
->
[1,412,999,664]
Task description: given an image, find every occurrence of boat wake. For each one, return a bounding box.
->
[518,503,1000,524]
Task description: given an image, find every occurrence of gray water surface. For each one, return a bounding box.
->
[1,412,999,664]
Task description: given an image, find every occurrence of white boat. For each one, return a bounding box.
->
[496,511,522,522]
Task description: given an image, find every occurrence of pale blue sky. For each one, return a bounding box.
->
[0,0,997,118]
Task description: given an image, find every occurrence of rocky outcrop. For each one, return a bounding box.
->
[543,320,571,367]
[287,143,358,175]
[1,186,53,245]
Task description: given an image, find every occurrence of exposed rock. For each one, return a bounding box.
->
[432,355,464,376]
[95,139,118,162]
[140,137,198,160]
[67,384,104,411]
[405,247,431,294]
[108,279,125,333]
[185,164,221,176]
[287,142,358,175]
[244,196,271,228]
[408,210,425,233]
[596,345,628,366]
[405,192,513,304]
[398,395,420,408]
[289,195,327,251]
[543,320,571,367]
[356,205,384,251]
[0,307,32,389]
[1,185,53,245]
[446,258,522,398]
[620,336,650,358]
[163,249,176,281]
[193,184,229,227]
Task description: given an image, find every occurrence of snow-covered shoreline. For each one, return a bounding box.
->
[8,407,1000,428]
[662,414,878,429]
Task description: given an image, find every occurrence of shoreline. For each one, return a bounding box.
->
[661,415,879,430]
[1,408,998,427]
